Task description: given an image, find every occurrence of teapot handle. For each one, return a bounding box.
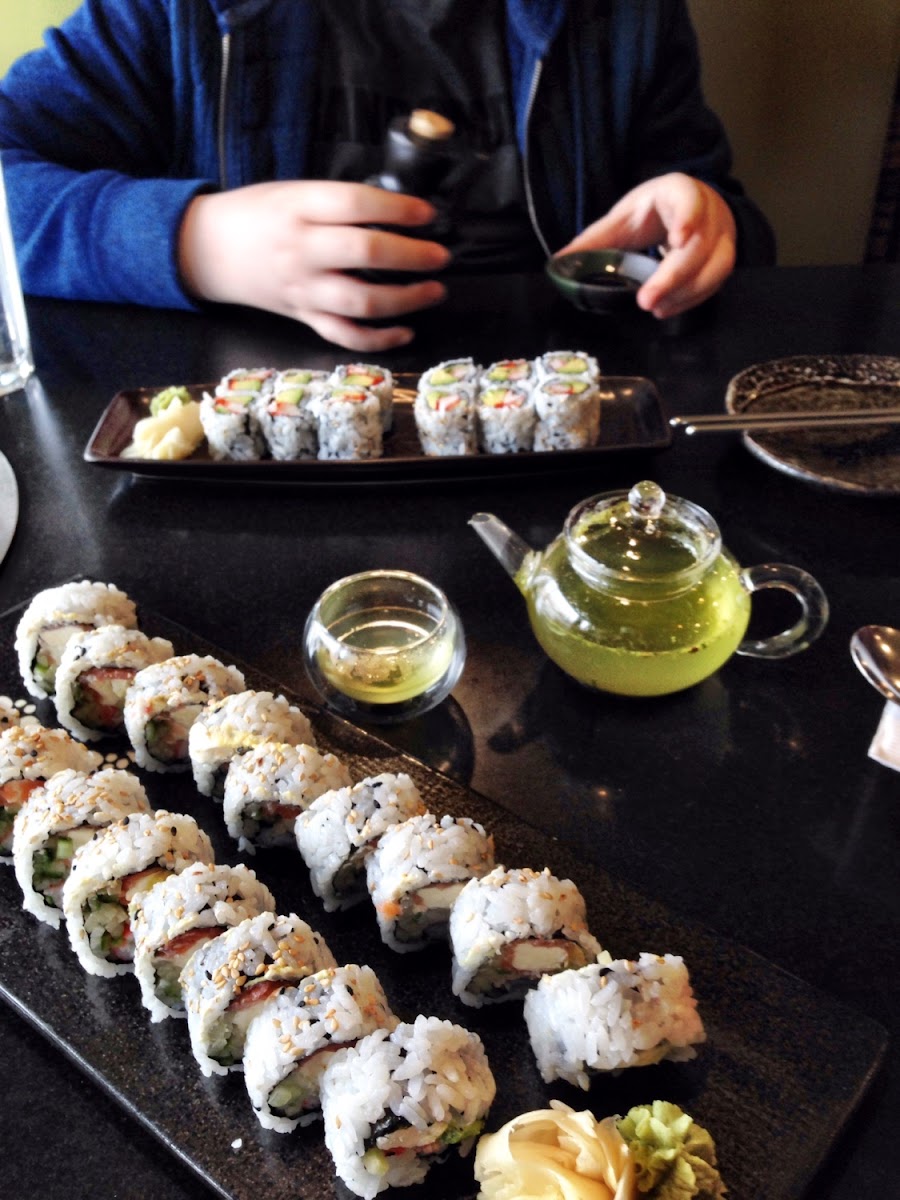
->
[736,564,829,659]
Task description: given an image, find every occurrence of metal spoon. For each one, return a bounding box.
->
[850,625,900,704]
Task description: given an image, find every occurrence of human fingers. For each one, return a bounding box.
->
[282,180,439,229]
[297,271,447,321]
[298,223,451,274]
[294,309,419,353]
[637,230,736,319]
[556,174,713,258]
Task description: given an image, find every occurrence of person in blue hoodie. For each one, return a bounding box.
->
[0,0,775,351]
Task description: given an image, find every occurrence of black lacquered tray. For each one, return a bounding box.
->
[0,603,887,1200]
[83,376,671,482]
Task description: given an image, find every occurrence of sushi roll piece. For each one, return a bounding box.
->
[54,624,175,742]
[295,773,427,912]
[15,580,137,698]
[366,813,495,953]
[254,369,324,460]
[330,363,394,432]
[418,357,480,391]
[449,866,603,1007]
[523,954,707,1087]
[413,385,478,457]
[476,384,537,454]
[223,740,351,853]
[13,767,150,927]
[243,964,397,1132]
[181,910,336,1076]
[0,725,103,861]
[188,690,316,800]
[535,349,600,383]
[62,809,213,977]
[533,375,601,451]
[317,385,383,460]
[200,367,273,460]
[124,654,246,773]
[130,862,276,1022]
[480,358,535,388]
[321,1015,496,1199]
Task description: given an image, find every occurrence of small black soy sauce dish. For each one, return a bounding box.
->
[546,248,660,314]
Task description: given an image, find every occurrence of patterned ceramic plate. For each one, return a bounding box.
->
[725,354,900,495]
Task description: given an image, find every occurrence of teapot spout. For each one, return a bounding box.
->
[469,512,534,586]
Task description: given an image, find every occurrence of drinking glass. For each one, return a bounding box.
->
[0,158,34,396]
[303,570,466,723]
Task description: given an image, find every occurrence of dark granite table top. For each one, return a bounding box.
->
[0,264,897,1199]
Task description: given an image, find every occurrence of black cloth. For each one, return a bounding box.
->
[308,0,544,271]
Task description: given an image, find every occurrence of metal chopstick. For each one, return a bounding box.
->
[670,407,900,435]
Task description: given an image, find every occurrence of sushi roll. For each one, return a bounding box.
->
[523,954,707,1087]
[321,1015,495,1199]
[418,357,480,391]
[534,349,600,383]
[295,773,427,912]
[254,369,324,460]
[223,740,351,853]
[243,964,397,1132]
[449,865,603,1007]
[130,862,276,1022]
[0,724,103,860]
[533,375,601,451]
[188,690,316,800]
[413,385,478,457]
[54,624,175,742]
[480,358,535,388]
[317,385,383,460]
[62,809,213,977]
[124,654,246,773]
[330,363,394,432]
[12,767,150,927]
[200,367,273,460]
[366,813,495,953]
[181,910,336,1076]
[476,384,536,454]
[15,580,137,698]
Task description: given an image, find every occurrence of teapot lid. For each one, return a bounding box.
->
[564,480,722,591]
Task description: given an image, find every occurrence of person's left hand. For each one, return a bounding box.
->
[555,172,737,319]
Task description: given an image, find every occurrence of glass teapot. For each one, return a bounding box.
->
[470,480,829,697]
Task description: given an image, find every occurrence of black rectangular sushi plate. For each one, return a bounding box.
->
[0,604,888,1200]
[83,377,672,483]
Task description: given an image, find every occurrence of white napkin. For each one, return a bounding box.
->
[868,701,900,770]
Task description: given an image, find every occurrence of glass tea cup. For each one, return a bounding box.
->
[303,570,466,723]
[0,158,34,396]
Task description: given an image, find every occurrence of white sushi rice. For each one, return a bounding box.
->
[61,810,213,977]
[317,387,383,460]
[295,773,427,912]
[189,690,316,798]
[131,862,276,1023]
[243,964,397,1132]
[523,954,707,1087]
[54,624,175,742]
[476,385,537,453]
[533,376,601,451]
[15,581,137,698]
[254,371,322,460]
[223,740,351,853]
[534,349,600,383]
[181,911,336,1077]
[0,724,104,861]
[367,813,495,953]
[449,865,604,1006]
[330,364,394,432]
[413,386,478,456]
[124,654,247,773]
[0,697,22,732]
[13,767,150,927]
[418,358,481,391]
[200,369,271,460]
[320,1015,496,1199]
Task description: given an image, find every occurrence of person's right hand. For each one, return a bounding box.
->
[177,180,451,351]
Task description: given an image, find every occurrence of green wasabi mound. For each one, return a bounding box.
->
[149,385,192,415]
[617,1101,727,1199]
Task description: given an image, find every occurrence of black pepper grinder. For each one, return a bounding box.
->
[360,109,479,284]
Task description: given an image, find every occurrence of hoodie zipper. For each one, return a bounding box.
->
[521,58,551,258]
[217,31,232,190]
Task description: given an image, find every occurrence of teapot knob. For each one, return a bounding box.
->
[627,480,666,521]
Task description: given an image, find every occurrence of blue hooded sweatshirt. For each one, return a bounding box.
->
[0,0,774,310]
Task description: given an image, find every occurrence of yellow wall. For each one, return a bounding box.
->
[0,1,79,74]
[2,1,898,265]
